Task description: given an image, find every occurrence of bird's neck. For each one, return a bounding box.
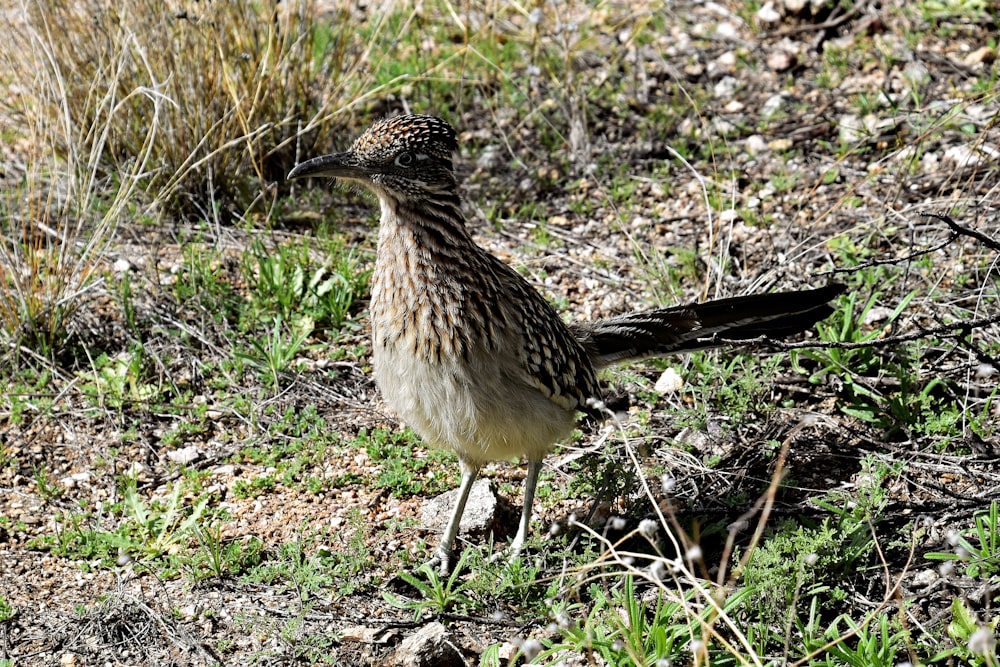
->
[370,192,489,357]
[375,193,477,260]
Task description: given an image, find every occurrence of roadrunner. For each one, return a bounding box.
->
[288,114,844,574]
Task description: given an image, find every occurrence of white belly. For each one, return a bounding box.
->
[372,342,576,466]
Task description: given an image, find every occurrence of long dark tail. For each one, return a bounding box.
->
[573,283,846,368]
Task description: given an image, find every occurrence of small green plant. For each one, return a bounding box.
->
[172,243,245,326]
[79,344,160,411]
[191,523,265,581]
[242,532,336,602]
[120,481,211,559]
[0,595,15,623]
[235,315,312,393]
[242,237,370,332]
[356,428,454,497]
[321,506,376,596]
[735,456,892,631]
[799,598,911,666]
[926,501,1000,579]
[920,0,988,22]
[798,283,926,430]
[31,478,213,574]
[675,352,785,430]
[232,474,278,500]
[926,598,999,666]
[539,576,753,665]
[32,465,63,503]
[384,549,476,620]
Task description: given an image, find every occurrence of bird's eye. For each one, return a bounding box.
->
[395,152,416,167]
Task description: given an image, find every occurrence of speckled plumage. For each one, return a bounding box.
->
[288,114,845,573]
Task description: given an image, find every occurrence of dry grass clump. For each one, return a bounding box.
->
[6,0,372,222]
[0,0,389,363]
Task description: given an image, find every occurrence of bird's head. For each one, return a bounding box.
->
[288,114,459,202]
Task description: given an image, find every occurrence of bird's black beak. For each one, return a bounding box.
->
[287,152,367,181]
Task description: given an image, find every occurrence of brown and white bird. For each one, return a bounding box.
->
[289,114,844,574]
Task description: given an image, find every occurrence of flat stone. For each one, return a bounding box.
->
[420,478,506,536]
[392,622,463,667]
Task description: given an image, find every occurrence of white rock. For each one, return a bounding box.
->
[757,1,781,25]
[655,368,684,394]
[166,445,202,464]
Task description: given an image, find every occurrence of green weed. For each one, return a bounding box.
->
[242,236,370,331]
[234,315,312,393]
[926,501,1000,579]
[384,549,476,621]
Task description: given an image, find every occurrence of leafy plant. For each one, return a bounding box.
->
[539,576,753,665]
[172,243,244,326]
[191,523,266,581]
[120,481,211,558]
[383,549,476,621]
[356,428,454,497]
[243,237,369,331]
[241,531,335,602]
[799,599,911,667]
[927,501,1000,579]
[735,456,892,630]
[798,284,932,430]
[926,598,999,666]
[235,315,312,392]
[79,344,160,411]
[0,596,15,623]
[30,479,213,575]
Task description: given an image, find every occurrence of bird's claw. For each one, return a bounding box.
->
[425,548,452,576]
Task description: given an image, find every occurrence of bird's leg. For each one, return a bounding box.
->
[507,458,543,560]
[428,458,479,576]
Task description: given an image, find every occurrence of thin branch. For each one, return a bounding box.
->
[922,212,1000,253]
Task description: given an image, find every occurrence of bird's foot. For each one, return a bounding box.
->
[425,547,452,577]
[487,537,525,567]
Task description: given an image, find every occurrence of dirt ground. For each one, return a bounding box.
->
[1,0,999,665]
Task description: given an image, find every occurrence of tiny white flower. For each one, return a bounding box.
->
[661,473,676,493]
[639,518,658,539]
[803,552,819,566]
[686,545,703,562]
[649,558,668,581]
[969,626,997,655]
[521,638,543,661]
[610,516,627,531]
